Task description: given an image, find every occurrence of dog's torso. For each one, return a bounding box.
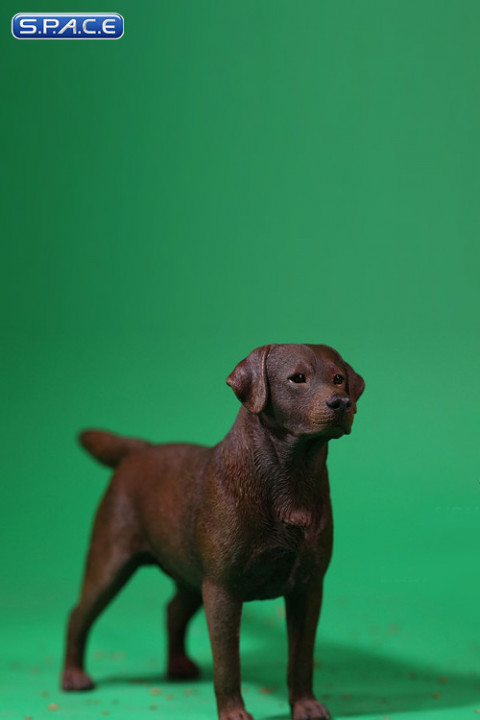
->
[110,409,333,601]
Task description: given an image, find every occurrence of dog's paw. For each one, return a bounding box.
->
[61,667,95,691]
[167,655,200,680]
[219,708,254,720]
[291,698,330,720]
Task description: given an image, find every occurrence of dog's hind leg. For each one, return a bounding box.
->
[166,583,202,680]
[61,491,146,691]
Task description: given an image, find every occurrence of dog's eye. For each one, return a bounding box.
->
[289,373,306,384]
[333,374,344,384]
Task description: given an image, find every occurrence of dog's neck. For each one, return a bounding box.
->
[223,407,330,528]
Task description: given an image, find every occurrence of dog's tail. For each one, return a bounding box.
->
[78,429,152,469]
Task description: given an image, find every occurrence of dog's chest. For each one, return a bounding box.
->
[230,524,323,601]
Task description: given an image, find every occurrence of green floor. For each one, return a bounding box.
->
[2,539,479,720]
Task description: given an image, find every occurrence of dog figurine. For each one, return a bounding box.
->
[62,343,365,720]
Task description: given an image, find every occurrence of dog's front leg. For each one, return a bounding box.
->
[202,579,252,720]
[285,582,330,720]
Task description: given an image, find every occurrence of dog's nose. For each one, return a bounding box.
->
[326,395,352,412]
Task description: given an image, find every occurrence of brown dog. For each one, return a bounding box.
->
[62,343,365,720]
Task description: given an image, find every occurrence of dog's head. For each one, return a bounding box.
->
[226,344,365,439]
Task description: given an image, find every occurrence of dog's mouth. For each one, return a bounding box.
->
[314,415,352,438]
[321,424,348,438]
[318,423,349,440]
[286,412,353,439]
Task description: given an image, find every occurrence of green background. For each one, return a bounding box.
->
[1,1,479,719]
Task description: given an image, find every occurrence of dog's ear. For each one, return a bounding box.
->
[226,345,272,414]
[343,360,365,413]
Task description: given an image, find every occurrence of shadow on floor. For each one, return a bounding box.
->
[251,639,480,717]
[100,634,480,718]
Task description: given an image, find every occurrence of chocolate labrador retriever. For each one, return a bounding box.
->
[62,343,365,720]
